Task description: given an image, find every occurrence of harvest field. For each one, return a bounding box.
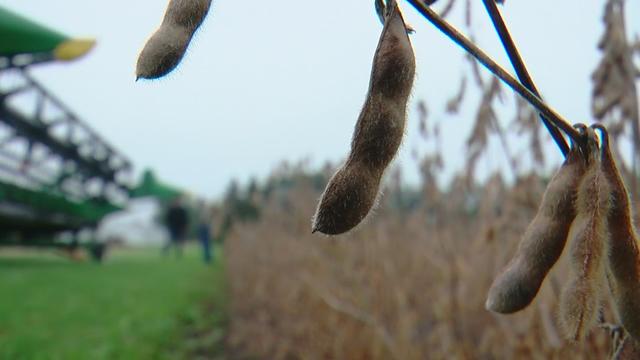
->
[0,246,226,359]
[1,0,638,358]
[223,166,623,359]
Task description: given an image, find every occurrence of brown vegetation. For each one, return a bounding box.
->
[222,162,628,359]
[219,0,640,356]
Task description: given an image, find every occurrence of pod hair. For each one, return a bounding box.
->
[312,0,415,235]
[558,127,610,341]
[485,128,588,314]
[136,0,212,80]
[593,124,640,342]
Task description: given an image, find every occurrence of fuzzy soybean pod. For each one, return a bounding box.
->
[593,125,640,341]
[136,0,212,80]
[312,0,415,235]
[485,141,587,314]
[559,129,610,341]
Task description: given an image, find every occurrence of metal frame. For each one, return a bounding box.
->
[0,63,132,245]
[0,66,132,201]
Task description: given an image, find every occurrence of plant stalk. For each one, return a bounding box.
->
[404,0,581,142]
[481,0,570,157]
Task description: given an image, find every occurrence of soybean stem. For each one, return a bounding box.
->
[404,0,581,142]
[481,0,570,157]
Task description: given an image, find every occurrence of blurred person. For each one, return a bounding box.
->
[196,201,214,264]
[164,197,189,257]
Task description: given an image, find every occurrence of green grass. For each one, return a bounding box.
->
[0,245,226,360]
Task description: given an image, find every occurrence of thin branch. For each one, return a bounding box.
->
[481,0,570,157]
[404,0,581,142]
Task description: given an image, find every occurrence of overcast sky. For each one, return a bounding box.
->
[2,0,639,199]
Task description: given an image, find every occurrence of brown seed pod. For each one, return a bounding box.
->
[593,124,640,341]
[312,0,415,235]
[559,127,610,341]
[136,0,212,80]
[485,136,588,314]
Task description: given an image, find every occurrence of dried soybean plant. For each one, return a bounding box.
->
[485,121,640,346]
[312,0,416,235]
[134,0,640,345]
[475,0,640,350]
[136,0,212,79]
[403,0,640,348]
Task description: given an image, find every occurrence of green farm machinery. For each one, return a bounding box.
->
[0,6,179,259]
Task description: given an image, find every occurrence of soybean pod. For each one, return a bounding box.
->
[485,131,588,314]
[312,0,415,235]
[136,0,212,79]
[593,124,640,342]
[558,127,610,341]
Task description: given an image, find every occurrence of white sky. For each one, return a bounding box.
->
[2,0,639,199]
